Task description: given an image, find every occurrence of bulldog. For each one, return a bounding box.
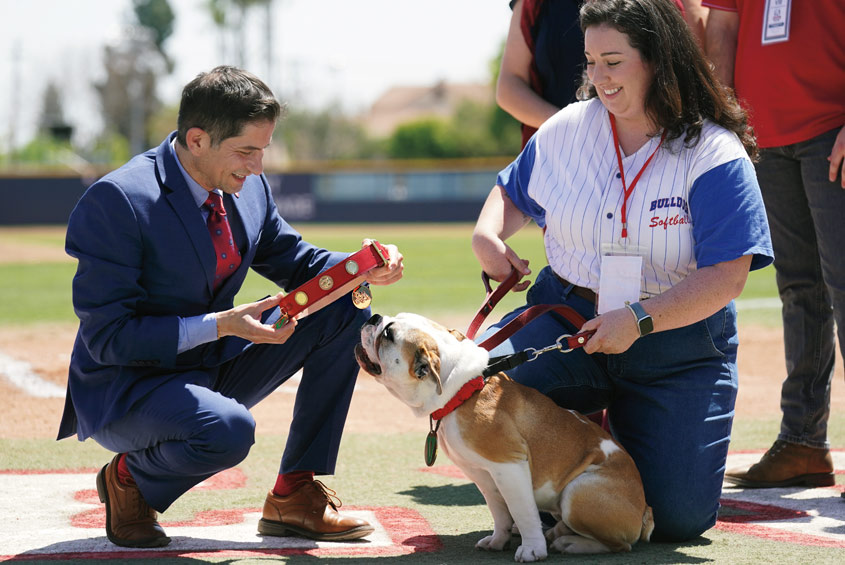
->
[355,312,653,562]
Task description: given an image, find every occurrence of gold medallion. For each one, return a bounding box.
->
[294,291,309,306]
[351,284,372,309]
[345,260,359,275]
[318,275,334,290]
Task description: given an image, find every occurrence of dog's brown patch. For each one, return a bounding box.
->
[403,329,442,395]
[456,375,613,492]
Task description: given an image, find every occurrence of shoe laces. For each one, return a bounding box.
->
[123,481,157,521]
[764,440,788,460]
[311,480,343,511]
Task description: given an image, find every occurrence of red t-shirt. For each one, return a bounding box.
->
[704,0,845,148]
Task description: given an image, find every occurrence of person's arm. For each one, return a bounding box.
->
[705,8,739,88]
[496,0,560,129]
[681,0,709,47]
[472,185,533,291]
[829,125,845,189]
[581,255,751,354]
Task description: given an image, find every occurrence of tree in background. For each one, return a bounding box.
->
[134,0,176,73]
[2,82,78,170]
[37,82,71,141]
[277,106,382,162]
[206,0,274,81]
[93,0,175,157]
[385,44,521,160]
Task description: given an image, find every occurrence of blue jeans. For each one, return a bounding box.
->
[93,298,370,511]
[477,266,739,541]
[755,126,845,450]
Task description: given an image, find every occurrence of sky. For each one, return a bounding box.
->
[0,0,512,150]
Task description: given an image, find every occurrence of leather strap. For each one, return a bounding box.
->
[465,269,524,340]
[465,267,595,352]
[477,304,595,352]
[273,241,389,328]
[554,274,597,304]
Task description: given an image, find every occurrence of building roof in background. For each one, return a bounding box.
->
[361,80,493,137]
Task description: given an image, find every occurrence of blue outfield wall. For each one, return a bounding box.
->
[1,167,502,225]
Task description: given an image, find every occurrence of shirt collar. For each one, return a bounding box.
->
[171,137,220,208]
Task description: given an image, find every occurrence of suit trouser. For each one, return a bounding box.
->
[754,126,844,449]
[92,298,371,512]
[477,266,738,541]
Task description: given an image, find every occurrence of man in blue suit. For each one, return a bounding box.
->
[58,66,404,548]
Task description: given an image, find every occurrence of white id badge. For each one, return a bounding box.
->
[597,243,644,315]
[761,0,791,45]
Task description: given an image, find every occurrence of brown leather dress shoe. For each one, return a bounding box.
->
[95,454,171,547]
[258,480,374,541]
[725,440,835,488]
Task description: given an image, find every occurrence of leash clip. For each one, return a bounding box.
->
[525,333,574,362]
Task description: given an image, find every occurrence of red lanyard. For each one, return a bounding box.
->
[609,113,667,239]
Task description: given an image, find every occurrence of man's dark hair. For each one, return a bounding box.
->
[176,65,282,147]
[577,0,757,159]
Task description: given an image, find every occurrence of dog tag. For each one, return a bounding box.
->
[424,430,438,466]
[351,284,372,309]
[425,417,441,466]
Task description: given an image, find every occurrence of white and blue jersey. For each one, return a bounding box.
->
[497,98,773,297]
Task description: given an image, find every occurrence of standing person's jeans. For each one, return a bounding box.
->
[754,126,845,450]
[477,266,738,541]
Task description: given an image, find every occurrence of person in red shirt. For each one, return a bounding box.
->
[705,0,845,488]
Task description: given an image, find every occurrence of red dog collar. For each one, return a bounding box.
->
[430,376,485,421]
[425,375,486,466]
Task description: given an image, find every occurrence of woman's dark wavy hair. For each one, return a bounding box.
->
[176,65,282,147]
[577,0,757,159]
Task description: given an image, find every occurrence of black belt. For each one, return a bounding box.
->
[555,274,597,304]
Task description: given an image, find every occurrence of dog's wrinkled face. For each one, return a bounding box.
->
[355,313,489,416]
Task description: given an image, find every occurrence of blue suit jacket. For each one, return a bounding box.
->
[58,132,344,441]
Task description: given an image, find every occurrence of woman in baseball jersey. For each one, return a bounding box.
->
[473,0,773,542]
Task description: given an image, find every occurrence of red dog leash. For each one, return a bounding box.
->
[466,268,595,351]
[424,268,599,466]
[425,268,596,467]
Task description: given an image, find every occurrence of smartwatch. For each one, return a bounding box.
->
[625,301,653,337]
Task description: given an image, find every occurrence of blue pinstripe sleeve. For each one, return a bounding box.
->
[689,158,774,271]
[496,136,546,228]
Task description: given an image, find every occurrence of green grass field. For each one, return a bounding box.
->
[0,223,780,326]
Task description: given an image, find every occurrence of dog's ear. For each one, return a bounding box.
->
[413,343,442,395]
[448,328,467,341]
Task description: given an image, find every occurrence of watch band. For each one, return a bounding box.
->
[625,301,653,337]
[273,241,389,328]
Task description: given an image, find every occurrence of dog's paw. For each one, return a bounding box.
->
[475,532,510,551]
[514,543,548,562]
[550,534,613,554]
[544,520,573,541]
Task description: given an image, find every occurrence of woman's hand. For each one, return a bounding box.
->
[581,306,640,354]
[472,232,532,292]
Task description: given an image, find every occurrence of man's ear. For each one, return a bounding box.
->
[184,127,209,155]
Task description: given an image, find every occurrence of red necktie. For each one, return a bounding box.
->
[204,192,241,290]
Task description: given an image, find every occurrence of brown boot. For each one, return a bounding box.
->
[725,440,835,488]
[258,480,374,541]
[95,454,171,547]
